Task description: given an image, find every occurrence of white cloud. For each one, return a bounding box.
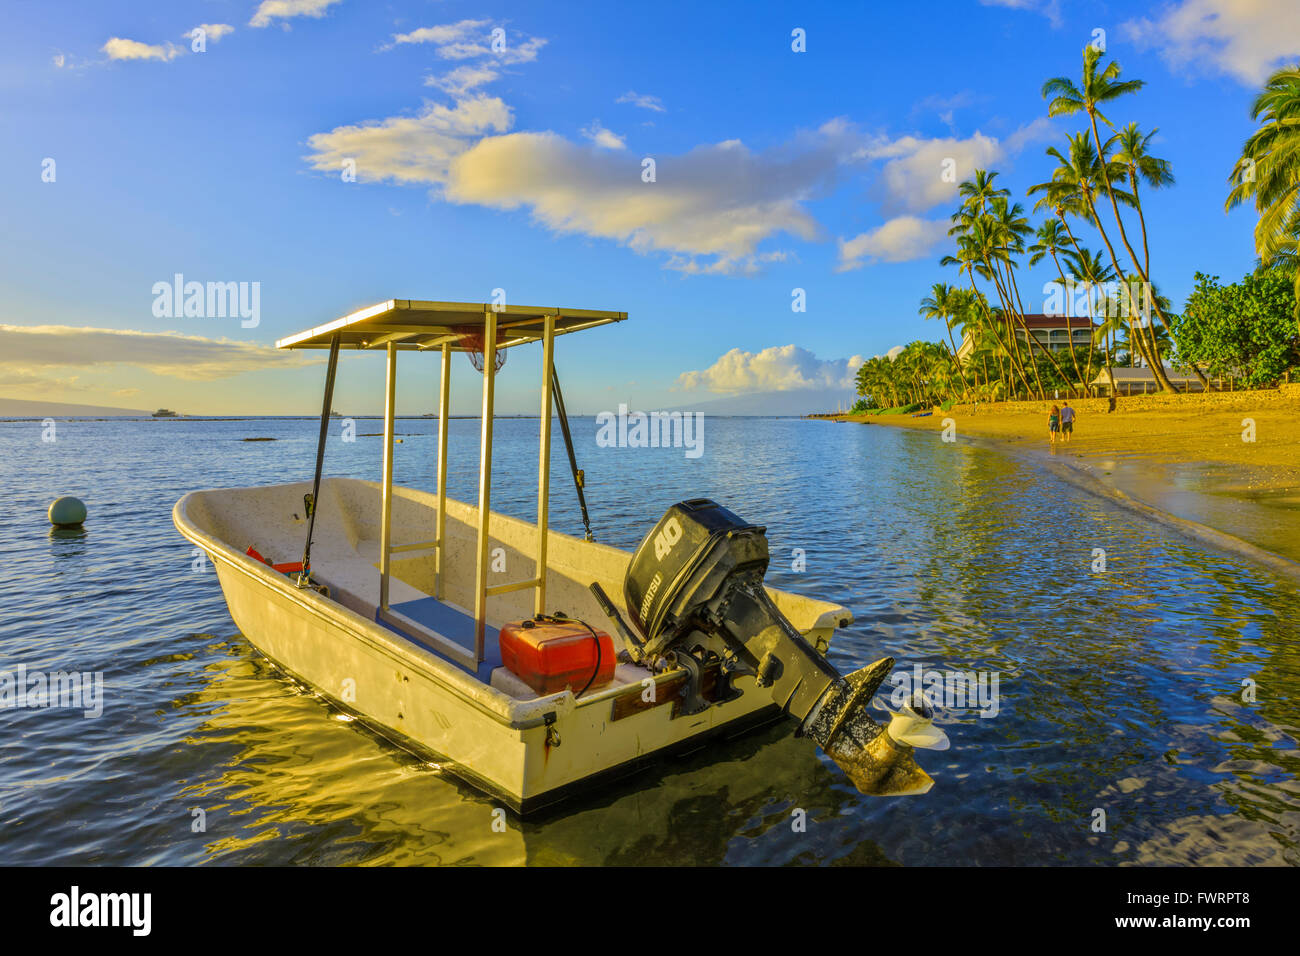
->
[425,64,499,95]
[678,345,864,393]
[854,119,1054,214]
[442,131,843,274]
[308,100,856,273]
[861,131,1001,214]
[581,121,626,150]
[444,35,546,64]
[52,53,66,68]
[617,91,666,113]
[305,95,513,185]
[0,369,91,393]
[1003,116,1056,154]
[1123,0,1300,84]
[249,0,343,29]
[0,325,314,380]
[838,216,950,269]
[385,19,546,64]
[191,24,235,42]
[979,0,1062,27]
[101,37,182,62]
[305,51,1045,276]
[388,19,490,49]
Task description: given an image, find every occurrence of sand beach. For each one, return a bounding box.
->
[835,385,1300,569]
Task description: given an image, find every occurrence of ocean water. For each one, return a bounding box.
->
[1,415,1297,866]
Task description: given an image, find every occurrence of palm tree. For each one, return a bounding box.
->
[942,232,1030,394]
[948,178,1058,397]
[1030,218,1087,389]
[919,282,974,401]
[1043,47,1180,391]
[1227,65,1300,325]
[1032,131,1169,384]
[1107,123,1173,276]
[1064,245,1116,391]
[1109,123,1207,386]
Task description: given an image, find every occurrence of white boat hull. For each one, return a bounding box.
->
[174,477,852,813]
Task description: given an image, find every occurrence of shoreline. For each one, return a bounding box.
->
[828,385,1300,582]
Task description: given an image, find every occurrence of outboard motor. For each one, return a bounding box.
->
[594,499,946,796]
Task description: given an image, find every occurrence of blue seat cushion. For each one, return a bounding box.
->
[376,596,502,682]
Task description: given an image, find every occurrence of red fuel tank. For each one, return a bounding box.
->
[499,618,616,697]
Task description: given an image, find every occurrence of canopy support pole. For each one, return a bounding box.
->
[552,365,593,541]
[434,342,451,600]
[472,311,498,663]
[534,314,556,616]
[378,341,397,612]
[297,331,341,587]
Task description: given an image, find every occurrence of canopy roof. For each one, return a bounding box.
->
[276,299,627,351]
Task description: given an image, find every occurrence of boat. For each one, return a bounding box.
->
[152,408,178,418]
[173,299,947,814]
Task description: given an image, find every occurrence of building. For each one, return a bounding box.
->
[1090,367,1209,396]
[957,313,1099,363]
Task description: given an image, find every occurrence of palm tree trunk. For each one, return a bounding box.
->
[1009,258,1077,389]
[1049,255,1087,394]
[988,258,1049,398]
[1080,187,1175,390]
[969,273,1031,395]
[1129,173,1209,387]
[1058,214,1104,397]
[943,321,974,403]
[1086,109,1180,392]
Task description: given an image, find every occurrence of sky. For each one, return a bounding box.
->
[1,0,1297,415]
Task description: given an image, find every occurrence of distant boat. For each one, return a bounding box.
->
[330,409,341,417]
[152,408,178,418]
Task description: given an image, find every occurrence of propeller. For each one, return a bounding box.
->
[803,662,950,796]
[883,691,950,751]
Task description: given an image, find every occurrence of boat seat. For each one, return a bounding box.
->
[378,595,502,682]
[308,554,427,616]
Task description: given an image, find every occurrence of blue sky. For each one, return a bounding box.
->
[1,0,1296,414]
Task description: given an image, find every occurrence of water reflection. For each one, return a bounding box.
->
[174,636,895,865]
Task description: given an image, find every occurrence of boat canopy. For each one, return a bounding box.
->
[275,300,626,352]
[275,299,624,674]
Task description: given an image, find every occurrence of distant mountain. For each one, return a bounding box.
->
[658,387,858,416]
[0,397,152,418]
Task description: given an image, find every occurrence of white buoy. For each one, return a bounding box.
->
[48,496,87,528]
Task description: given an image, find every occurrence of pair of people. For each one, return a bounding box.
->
[1048,402,1076,443]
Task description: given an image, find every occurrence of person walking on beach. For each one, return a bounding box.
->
[1048,404,1060,444]
[1060,401,1076,443]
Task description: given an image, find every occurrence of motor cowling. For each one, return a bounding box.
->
[620,499,945,796]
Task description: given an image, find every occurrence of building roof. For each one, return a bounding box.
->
[1016,313,1098,329]
[1090,366,1204,385]
[276,300,627,351]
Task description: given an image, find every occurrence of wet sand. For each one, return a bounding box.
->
[834,385,1300,569]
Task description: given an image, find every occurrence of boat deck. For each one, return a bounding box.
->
[178,478,850,711]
